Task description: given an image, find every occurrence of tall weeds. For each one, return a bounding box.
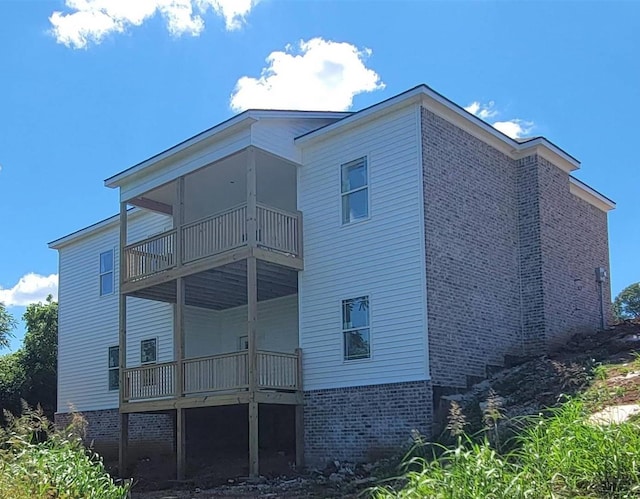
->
[372,399,640,498]
[0,406,129,499]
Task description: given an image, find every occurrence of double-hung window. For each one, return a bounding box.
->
[108,346,119,391]
[140,338,157,386]
[341,157,369,224]
[342,296,370,360]
[99,250,114,296]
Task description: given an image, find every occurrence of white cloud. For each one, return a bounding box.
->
[465,100,534,139]
[230,37,385,112]
[464,101,498,120]
[0,273,59,307]
[49,0,259,49]
[492,119,534,139]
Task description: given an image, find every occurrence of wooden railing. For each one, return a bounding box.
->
[123,350,300,402]
[123,362,175,401]
[123,230,176,282]
[257,204,301,257]
[257,350,299,390]
[182,205,247,264]
[123,203,302,283]
[183,351,249,394]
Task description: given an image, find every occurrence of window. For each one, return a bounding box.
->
[140,338,157,364]
[99,250,114,296]
[108,346,119,391]
[342,296,370,360]
[341,157,369,224]
[238,335,249,350]
[140,338,157,386]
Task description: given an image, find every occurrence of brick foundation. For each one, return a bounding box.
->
[304,380,432,465]
[55,409,174,461]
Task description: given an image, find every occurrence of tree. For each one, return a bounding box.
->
[0,302,16,349]
[613,282,640,321]
[20,296,58,418]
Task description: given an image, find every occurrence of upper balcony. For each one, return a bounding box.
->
[119,147,303,294]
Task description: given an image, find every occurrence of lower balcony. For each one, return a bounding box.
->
[122,349,301,405]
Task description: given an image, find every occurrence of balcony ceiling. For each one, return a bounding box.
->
[128,259,298,310]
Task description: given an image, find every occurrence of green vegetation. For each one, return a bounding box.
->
[372,399,640,498]
[0,297,57,421]
[372,346,640,499]
[0,302,16,349]
[0,406,129,499]
[613,282,640,321]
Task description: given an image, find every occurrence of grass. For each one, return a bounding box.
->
[372,400,640,498]
[0,406,130,499]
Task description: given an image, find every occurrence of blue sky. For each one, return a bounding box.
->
[0,0,638,351]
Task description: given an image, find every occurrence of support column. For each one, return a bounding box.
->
[119,413,128,476]
[295,347,304,469]
[118,201,128,476]
[176,408,186,480]
[246,147,259,478]
[175,277,185,398]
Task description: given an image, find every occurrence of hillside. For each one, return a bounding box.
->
[133,322,640,498]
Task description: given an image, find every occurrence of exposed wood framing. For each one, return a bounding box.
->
[119,413,129,476]
[176,408,186,480]
[118,202,128,475]
[130,196,173,215]
[247,146,259,477]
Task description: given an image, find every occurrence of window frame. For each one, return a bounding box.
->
[108,345,119,391]
[340,156,370,226]
[99,249,114,296]
[140,338,158,365]
[341,295,372,362]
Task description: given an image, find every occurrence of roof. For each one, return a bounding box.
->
[104,109,351,189]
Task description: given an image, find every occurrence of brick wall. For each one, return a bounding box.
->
[304,381,432,465]
[421,108,523,388]
[55,409,174,460]
[536,155,611,346]
[421,108,611,390]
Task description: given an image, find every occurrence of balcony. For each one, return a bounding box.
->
[122,203,302,286]
[122,350,301,403]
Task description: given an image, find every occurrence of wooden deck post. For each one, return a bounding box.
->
[246,146,260,478]
[176,407,186,480]
[119,413,129,476]
[295,348,304,468]
[118,202,128,475]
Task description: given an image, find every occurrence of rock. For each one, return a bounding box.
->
[329,472,343,482]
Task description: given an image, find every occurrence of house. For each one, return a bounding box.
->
[49,84,615,479]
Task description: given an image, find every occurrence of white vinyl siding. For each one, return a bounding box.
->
[56,210,173,413]
[250,117,343,164]
[298,103,428,390]
[184,295,299,358]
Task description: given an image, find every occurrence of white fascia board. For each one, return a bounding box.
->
[104,110,350,190]
[569,177,616,212]
[48,208,142,250]
[295,86,426,145]
[104,114,257,189]
[295,84,581,173]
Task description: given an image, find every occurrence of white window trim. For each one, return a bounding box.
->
[341,295,372,362]
[340,156,371,226]
[99,249,115,297]
[108,345,119,391]
[140,337,158,365]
